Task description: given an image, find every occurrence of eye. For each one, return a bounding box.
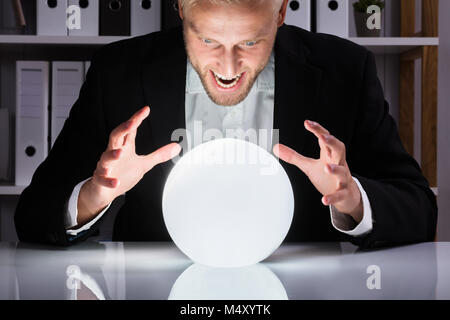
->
[244,41,257,47]
[203,38,213,44]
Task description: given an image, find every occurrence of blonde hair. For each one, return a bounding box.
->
[180,0,252,8]
[179,0,282,10]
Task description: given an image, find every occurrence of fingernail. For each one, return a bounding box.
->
[308,120,317,127]
[173,144,182,156]
[323,134,331,142]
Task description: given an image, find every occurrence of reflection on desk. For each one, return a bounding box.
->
[0,242,449,300]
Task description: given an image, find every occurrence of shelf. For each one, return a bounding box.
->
[0,185,26,196]
[348,37,439,54]
[0,35,439,54]
[0,35,131,45]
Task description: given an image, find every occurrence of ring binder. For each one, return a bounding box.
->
[131,0,161,36]
[16,61,49,186]
[285,0,311,31]
[316,0,349,38]
[100,0,131,36]
[37,0,68,35]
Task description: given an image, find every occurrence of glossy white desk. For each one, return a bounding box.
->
[0,242,449,300]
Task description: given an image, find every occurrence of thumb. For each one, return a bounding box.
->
[273,143,313,175]
[142,143,182,172]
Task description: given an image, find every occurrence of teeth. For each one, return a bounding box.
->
[212,70,242,88]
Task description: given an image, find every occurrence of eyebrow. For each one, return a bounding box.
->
[188,21,269,43]
[188,21,201,35]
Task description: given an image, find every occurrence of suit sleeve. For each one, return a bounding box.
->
[14,50,115,245]
[345,50,438,249]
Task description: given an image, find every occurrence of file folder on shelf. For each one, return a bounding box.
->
[316,0,349,38]
[100,0,131,36]
[51,61,84,147]
[285,0,311,31]
[37,0,68,36]
[0,109,9,181]
[68,0,99,36]
[16,61,49,186]
[131,0,161,36]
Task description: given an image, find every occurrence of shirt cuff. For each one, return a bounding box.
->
[65,178,111,236]
[329,177,373,237]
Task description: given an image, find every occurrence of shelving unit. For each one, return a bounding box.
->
[0,1,442,244]
[0,35,129,45]
[0,186,25,196]
[398,0,439,188]
[0,1,440,194]
[0,35,439,51]
[0,38,440,195]
[349,37,438,54]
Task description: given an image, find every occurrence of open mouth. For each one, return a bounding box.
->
[211,70,244,89]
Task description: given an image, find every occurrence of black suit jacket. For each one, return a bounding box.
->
[14,25,437,249]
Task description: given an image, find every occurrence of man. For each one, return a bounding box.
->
[15,0,437,248]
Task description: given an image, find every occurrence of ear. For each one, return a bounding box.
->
[277,0,289,27]
[178,0,184,20]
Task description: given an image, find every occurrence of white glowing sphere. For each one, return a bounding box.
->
[162,138,294,268]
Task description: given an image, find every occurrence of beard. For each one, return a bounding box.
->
[186,49,274,107]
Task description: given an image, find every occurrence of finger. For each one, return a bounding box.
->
[322,189,347,206]
[319,134,346,161]
[143,143,182,172]
[273,143,314,175]
[94,166,109,177]
[127,106,151,136]
[123,106,151,147]
[92,175,119,189]
[99,149,122,166]
[108,120,133,150]
[108,106,150,150]
[304,120,330,139]
[324,163,348,189]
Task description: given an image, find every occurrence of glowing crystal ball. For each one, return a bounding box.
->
[162,138,294,268]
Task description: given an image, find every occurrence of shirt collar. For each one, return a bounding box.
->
[186,51,275,93]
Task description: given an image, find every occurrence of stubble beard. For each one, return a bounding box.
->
[185,46,274,107]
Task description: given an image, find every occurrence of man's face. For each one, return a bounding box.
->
[181,0,284,106]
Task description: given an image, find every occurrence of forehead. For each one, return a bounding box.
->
[185,1,277,39]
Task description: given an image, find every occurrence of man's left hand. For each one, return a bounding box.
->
[273,120,363,223]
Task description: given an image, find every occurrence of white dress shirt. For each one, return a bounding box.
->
[66,52,373,237]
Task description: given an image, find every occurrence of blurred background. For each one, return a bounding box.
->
[0,0,448,241]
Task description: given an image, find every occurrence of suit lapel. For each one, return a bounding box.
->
[273,25,323,157]
[140,27,187,174]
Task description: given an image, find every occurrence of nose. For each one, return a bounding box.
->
[220,48,240,77]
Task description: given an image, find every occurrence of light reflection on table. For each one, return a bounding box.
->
[0,242,449,300]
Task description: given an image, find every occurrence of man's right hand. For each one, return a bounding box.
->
[75,106,181,228]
